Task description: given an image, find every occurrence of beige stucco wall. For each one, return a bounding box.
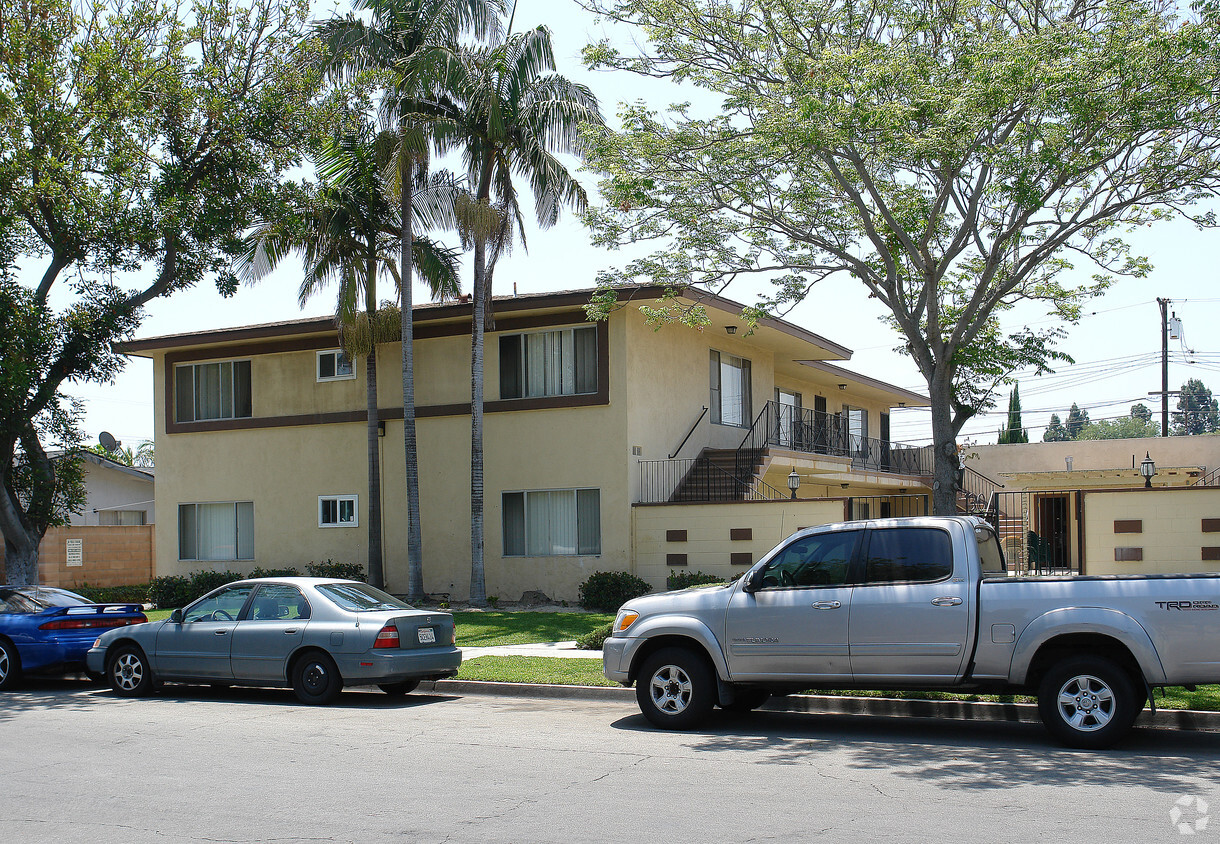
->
[1083,487,1220,575]
[967,437,1220,488]
[633,498,848,590]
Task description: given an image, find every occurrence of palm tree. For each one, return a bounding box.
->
[240,127,460,589]
[316,0,504,601]
[420,27,603,604]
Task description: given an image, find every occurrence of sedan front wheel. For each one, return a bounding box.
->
[108,645,155,697]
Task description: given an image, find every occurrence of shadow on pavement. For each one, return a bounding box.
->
[609,707,1220,794]
[0,677,458,719]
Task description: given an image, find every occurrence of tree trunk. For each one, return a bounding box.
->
[928,372,961,516]
[401,156,425,602]
[4,536,41,586]
[468,232,487,606]
[365,278,384,589]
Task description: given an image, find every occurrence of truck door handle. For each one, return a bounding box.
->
[214,630,229,635]
[283,629,298,634]
[812,601,841,610]
[931,597,962,607]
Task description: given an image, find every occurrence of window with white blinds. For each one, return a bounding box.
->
[502,489,600,556]
[500,326,597,400]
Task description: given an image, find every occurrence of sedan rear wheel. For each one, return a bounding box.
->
[108,645,154,697]
[292,652,342,705]
[0,639,21,691]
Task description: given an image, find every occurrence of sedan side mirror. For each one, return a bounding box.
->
[170,608,183,623]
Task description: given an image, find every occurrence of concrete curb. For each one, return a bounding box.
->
[419,679,1220,732]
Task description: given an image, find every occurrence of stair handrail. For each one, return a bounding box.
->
[670,405,709,459]
[700,455,786,501]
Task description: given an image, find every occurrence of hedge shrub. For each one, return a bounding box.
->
[72,583,152,605]
[666,570,726,591]
[575,622,613,651]
[305,560,366,581]
[578,570,652,612]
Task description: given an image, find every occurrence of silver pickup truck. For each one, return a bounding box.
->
[603,516,1220,747]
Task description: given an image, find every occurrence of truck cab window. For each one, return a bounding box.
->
[864,528,952,584]
[760,531,860,588]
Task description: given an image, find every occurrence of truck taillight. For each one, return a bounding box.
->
[374,625,400,649]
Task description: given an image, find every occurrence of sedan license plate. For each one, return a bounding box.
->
[417,627,436,645]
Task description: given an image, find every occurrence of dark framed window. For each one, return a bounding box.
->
[863,528,953,584]
[500,326,597,400]
[174,360,252,422]
[502,488,601,556]
[710,350,751,426]
[178,502,254,561]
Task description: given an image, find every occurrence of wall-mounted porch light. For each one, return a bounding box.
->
[725,325,737,335]
[837,383,847,391]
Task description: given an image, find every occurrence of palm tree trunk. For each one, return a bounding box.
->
[365,258,385,589]
[469,232,487,606]
[401,152,425,602]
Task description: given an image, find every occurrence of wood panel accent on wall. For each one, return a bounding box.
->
[1203,519,1220,533]
[666,530,688,542]
[1203,547,1220,561]
[666,554,688,566]
[730,552,752,565]
[730,528,752,541]
[1113,547,1144,562]
[1113,520,1143,534]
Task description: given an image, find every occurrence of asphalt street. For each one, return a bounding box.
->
[3,679,1219,843]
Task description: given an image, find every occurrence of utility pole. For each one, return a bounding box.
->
[1158,297,1169,437]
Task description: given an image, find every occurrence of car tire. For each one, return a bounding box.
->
[0,638,21,691]
[1037,655,1141,749]
[378,679,420,697]
[107,645,155,697]
[292,652,343,705]
[721,687,770,713]
[636,646,716,730]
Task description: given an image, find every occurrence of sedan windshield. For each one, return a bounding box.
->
[316,583,413,612]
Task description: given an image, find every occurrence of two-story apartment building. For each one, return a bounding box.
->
[119,286,932,601]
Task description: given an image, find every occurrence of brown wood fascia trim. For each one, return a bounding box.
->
[164,319,610,433]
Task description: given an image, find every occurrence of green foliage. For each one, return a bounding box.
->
[72,583,152,605]
[575,622,613,651]
[666,570,726,590]
[578,0,1220,512]
[1076,416,1159,440]
[1043,414,1069,442]
[1173,378,1219,435]
[148,570,244,609]
[1065,404,1091,439]
[578,571,653,612]
[304,560,366,581]
[248,566,302,578]
[0,0,323,585]
[997,385,1028,444]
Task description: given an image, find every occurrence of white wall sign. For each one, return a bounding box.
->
[66,538,83,567]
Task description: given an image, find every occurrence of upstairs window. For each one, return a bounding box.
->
[499,326,597,400]
[175,360,252,422]
[710,351,751,427]
[317,350,355,382]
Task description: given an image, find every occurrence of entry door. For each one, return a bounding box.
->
[725,529,861,682]
[230,584,309,682]
[849,527,970,683]
[775,389,801,448]
[154,584,253,680]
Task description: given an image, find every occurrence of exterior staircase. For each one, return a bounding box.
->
[670,448,772,502]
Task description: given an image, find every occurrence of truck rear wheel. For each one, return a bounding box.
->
[636,647,715,730]
[1037,655,1141,749]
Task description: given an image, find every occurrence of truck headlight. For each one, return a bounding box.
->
[614,609,639,633]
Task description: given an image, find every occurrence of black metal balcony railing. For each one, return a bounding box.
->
[639,456,786,504]
[739,401,933,476]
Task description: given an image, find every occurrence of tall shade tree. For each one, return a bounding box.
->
[0,0,320,585]
[421,27,603,604]
[578,0,1220,514]
[240,129,461,589]
[1173,378,1219,435]
[315,0,503,600]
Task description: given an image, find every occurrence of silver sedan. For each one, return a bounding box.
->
[86,577,461,704]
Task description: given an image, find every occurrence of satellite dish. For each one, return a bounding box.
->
[99,431,120,453]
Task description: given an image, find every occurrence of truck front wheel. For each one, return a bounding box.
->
[1037,655,1141,749]
[636,647,715,730]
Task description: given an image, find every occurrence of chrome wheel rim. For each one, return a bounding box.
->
[1056,673,1115,731]
[112,653,144,691]
[0,646,9,682]
[648,664,693,715]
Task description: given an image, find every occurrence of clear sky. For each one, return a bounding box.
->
[44,0,1220,454]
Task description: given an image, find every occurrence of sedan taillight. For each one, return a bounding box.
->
[39,616,144,631]
[374,624,400,649]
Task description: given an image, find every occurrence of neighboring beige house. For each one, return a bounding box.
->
[37,452,156,588]
[118,286,934,601]
[962,437,1220,578]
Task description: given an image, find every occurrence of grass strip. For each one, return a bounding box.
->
[452,611,614,647]
[456,656,618,686]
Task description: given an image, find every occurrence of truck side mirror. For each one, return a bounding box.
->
[742,568,764,594]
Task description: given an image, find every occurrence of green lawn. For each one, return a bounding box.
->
[452,611,614,647]
[457,656,618,686]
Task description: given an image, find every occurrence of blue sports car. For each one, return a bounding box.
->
[0,586,147,690]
